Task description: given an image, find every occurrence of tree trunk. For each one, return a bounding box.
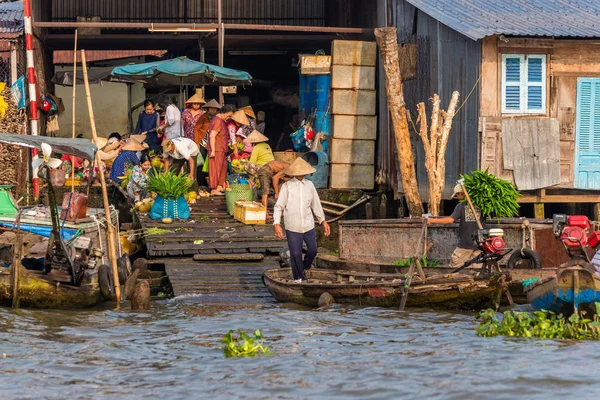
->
[415,92,460,216]
[375,27,423,217]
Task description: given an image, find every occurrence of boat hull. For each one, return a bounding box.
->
[263,268,509,310]
[317,254,555,304]
[0,269,104,309]
[526,266,600,315]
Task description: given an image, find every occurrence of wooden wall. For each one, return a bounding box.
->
[479,36,600,189]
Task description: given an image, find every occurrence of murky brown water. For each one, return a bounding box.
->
[1,297,599,399]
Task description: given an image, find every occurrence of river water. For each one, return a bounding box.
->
[1,296,600,400]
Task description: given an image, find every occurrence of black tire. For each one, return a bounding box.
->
[507,248,542,270]
[117,256,130,285]
[98,264,115,301]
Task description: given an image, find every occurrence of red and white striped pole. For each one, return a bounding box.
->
[24,0,40,199]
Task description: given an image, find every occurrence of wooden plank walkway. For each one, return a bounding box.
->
[140,196,283,299]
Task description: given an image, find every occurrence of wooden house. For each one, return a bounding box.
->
[385,0,600,216]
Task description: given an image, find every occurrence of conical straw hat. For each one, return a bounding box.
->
[284,157,316,176]
[98,149,119,161]
[231,110,249,126]
[202,99,221,109]
[122,138,147,152]
[186,88,206,105]
[239,105,256,119]
[245,130,269,143]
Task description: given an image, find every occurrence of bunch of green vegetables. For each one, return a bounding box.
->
[476,306,600,340]
[394,256,439,268]
[221,329,271,358]
[146,169,193,199]
[461,169,520,218]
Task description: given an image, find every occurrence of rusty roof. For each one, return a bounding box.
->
[406,0,600,40]
[53,50,167,64]
[0,1,23,39]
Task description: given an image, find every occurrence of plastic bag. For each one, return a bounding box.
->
[149,195,191,220]
[291,127,308,152]
[202,157,209,173]
[196,151,205,167]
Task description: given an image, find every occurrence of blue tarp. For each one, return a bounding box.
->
[0,222,78,241]
[111,57,252,87]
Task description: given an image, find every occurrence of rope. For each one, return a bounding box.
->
[91,214,104,252]
[455,70,483,115]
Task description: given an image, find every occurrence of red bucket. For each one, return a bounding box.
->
[60,192,88,221]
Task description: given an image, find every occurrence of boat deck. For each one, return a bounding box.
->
[139,196,283,299]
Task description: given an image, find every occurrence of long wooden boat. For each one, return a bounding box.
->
[263,268,511,310]
[317,254,555,304]
[0,266,103,308]
[0,207,122,308]
[526,264,600,316]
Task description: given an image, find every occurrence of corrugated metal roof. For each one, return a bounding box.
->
[405,0,600,40]
[0,1,23,39]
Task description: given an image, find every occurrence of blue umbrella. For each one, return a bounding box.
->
[111,56,252,87]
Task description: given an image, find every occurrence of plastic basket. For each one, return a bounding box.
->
[225,184,254,215]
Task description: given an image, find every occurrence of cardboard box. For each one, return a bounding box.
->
[332,40,377,66]
[332,115,377,140]
[331,65,376,90]
[330,139,375,165]
[300,55,332,75]
[332,89,376,116]
[330,164,375,189]
[273,151,299,164]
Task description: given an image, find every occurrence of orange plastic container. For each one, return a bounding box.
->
[60,192,88,221]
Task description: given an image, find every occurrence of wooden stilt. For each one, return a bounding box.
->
[534,203,545,219]
[81,50,122,305]
[593,203,600,222]
[71,29,78,194]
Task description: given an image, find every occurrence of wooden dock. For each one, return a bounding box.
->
[139,197,283,299]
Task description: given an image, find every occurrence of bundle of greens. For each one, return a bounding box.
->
[146,169,193,199]
[461,169,520,218]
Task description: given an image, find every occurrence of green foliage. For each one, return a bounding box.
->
[394,256,439,268]
[146,169,193,199]
[476,307,600,340]
[221,329,271,358]
[460,169,520,218]
[330,249,340,257]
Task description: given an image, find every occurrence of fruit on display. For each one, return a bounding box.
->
[134,198,155,213]
[162,217,173,224]
[184,191,198,204]
[151,157,163,169]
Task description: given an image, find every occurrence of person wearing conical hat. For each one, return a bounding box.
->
[247,130,275,167]
[109,137,145,183]
[237,105,258,138]
[245,159,290,210]
[181,89,206,141]
[273,157,330,283]
[226,110,249,147]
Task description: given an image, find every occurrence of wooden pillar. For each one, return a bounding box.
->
[594,203,600,221]
[9,42,17,84]
[217,0,224,105]
[534,203,545,220]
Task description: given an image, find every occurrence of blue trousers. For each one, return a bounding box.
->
[286,228,317,280]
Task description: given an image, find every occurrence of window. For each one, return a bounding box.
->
[501,54,546,114]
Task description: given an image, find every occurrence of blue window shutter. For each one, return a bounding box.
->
[527,58,543,83]
[578,80,592,153]
[505,86,521,110]
[528,86,542,109]
[594,82,600,152]
[505,58,521,82]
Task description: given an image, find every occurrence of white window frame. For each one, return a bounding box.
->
[501,54,547,114]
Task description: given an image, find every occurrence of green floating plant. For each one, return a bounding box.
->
[476,304,600,340]
[221,329,271,358]
[394,256,439,268]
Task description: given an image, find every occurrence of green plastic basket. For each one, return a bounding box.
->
[225,184,254,215]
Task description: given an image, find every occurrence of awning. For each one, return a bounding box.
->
[52,66,138,86]
[0,133,97,160]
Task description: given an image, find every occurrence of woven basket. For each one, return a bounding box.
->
[225,184,254,215]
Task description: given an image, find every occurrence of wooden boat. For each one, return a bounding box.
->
[263,268,511,310]
[317,254,555,304]
[526,263,600,315]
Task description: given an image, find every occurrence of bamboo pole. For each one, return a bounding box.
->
[81,50,121,305]
[71,29,78,194]
[375,27,423,217]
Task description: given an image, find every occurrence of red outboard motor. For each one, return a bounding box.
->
[552,214,600,259]
[475,228,506,255]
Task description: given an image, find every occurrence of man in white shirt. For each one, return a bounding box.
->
[273,158,330,283]
[162,137,199,189]
[158,96,182,139]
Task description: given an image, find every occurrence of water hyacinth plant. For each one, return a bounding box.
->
[460,169,520,218]
[221,329,271,358]
[476,306,600,340]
